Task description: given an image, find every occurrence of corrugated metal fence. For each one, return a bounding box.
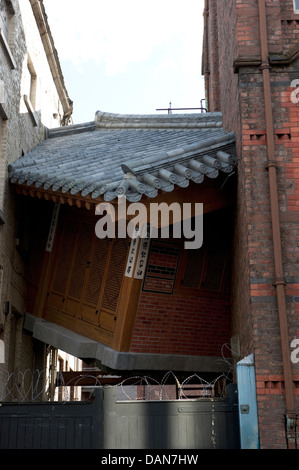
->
[0,386,240,449]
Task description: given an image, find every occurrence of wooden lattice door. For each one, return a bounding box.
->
[44,213,129,345]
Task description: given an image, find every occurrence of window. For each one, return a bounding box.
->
[295,0,299,13]
[0,339,4,363]
[24,55,38,126]
[177,209,232,296]
[0,78,7,119]
[179,242,230,295]
[0,115,4,215]
[0,0,12,41]
[26,56,37,109]
[0,84,8,219]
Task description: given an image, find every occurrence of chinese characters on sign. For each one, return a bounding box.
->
[124,225,151,279]
[134,237,150,279]
[125,236,138,278]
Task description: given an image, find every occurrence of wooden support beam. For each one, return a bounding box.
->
[112,275,143,352]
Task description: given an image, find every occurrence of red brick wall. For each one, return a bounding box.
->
[131,290,230,357]
[205,0,299,449]
[285,81,299,213]
[243,57,299,449]
[130,241,231,358]
[256,374,299,448]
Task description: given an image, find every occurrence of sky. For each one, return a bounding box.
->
[43,0,205,124]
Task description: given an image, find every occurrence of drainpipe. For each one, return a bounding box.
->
[203,0,210,110]
[257,0,296,449]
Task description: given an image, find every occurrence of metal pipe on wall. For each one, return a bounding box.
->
[203,0,210,110]
[257,0,296,449]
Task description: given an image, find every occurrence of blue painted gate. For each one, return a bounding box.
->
[236,354,260,449]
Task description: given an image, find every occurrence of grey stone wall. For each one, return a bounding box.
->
[0,0,69,381]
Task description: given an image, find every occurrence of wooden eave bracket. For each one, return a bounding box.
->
[12,182,101,211]
[233,43,299,72]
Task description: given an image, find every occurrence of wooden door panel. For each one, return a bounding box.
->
[68,222,93,300]
[99,310,115,333]
[52,219,77,295]
[101,238,128,312]
[44,212,129,345]
[81,304,100,325]
[65,298,80,318]
[46,292,65,313]
[83,237,110,307]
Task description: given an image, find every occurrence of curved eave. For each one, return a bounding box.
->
[10,143,237,206]
[12,157,237,211]
[12,172,237,221]
[9,113,237,206]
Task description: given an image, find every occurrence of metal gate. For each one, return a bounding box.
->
[103,385,240,449]
[0,396,102,449]
[0,386,240,449]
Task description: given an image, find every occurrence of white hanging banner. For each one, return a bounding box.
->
[134,225,151,280]
[46,202,60,252]
[125,236,139,278]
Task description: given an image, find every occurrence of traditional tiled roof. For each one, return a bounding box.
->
[9,111,236,202]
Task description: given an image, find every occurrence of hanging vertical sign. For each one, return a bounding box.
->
[125,236,139,278]
[134,225,151,280]
[46,202,60,252]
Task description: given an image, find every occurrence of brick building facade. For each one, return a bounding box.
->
[0,0,72,384]
[203,0,299,449]
[1,0,298,450]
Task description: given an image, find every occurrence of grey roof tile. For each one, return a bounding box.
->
[9,111,236,201]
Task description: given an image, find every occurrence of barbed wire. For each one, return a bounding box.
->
[0,369,46,402]
[0,368,234,403]
[0,343,243,403]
